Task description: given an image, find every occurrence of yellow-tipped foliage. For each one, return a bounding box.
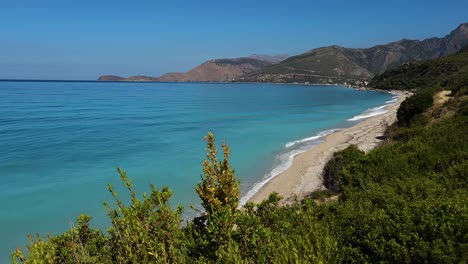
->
[195,132,240,214]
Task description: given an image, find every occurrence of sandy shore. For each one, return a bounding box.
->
[248,90,409,204]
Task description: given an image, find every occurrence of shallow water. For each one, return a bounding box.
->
[0,81,393,260]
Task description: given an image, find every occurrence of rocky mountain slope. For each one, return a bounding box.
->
[239,23,468,84]
[157,58,272,82]
[98,57,273,82]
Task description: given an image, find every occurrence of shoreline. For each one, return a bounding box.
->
[246,90,409,204]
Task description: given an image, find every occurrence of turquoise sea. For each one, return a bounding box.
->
[0,81,394,260]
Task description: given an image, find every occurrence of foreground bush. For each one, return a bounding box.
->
[12,215,110,263]
[104,168,185,263]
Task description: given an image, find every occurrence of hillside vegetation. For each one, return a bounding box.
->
[369,46,468,94]
[13,49,468,263]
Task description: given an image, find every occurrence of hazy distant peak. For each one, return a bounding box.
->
[248,54,290,63]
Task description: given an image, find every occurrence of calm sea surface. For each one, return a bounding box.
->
[0,81,393,260]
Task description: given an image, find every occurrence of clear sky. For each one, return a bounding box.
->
[1,0,467,80]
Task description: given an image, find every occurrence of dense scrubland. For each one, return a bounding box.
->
[12,49,468,263]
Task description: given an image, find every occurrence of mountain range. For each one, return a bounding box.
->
[98,23,468,84]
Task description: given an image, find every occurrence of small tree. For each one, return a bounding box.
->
[188,133,240,260]
[195,132,240,215]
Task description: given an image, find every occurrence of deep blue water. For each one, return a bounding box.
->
[0,81,393,261]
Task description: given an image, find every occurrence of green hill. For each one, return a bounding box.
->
[369,45,468,94]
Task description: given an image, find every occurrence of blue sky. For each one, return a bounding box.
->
[1,0,467,80]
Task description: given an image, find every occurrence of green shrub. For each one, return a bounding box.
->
[195,132,240,215]
[308,189,338,200]
[12,215,110,264]
[397,91,434,125]
[323,145,366,192]
[104,168,185,263]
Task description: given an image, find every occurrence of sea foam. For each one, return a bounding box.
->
[239,128,341,206]
[284,128,341,148]
[347,98,398,121]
